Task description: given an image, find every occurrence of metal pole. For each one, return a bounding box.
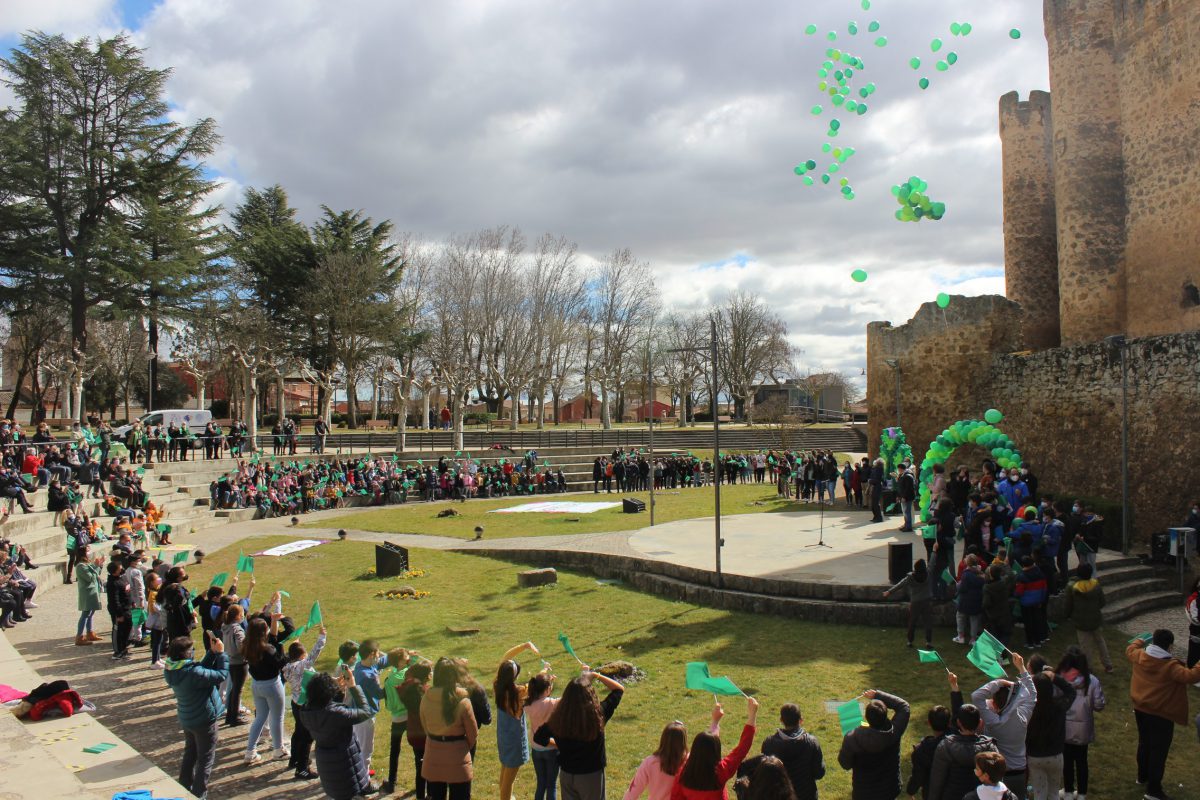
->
[711,316,722,588]
[1121,343,1130,555]
[648,355,655,526]
[894,365,901,427]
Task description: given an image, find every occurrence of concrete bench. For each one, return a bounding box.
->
[364,419,392,430]
[517,567,558,587]
[43,418,75,430]
[717,415,733,423]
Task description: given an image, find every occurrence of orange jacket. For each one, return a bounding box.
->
[1127,640,1200,725]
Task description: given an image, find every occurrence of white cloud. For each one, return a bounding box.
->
[0,0,118,38]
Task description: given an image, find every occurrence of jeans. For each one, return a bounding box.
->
[149,628,165,663]
[1075,628,1113,671]
[180,720,219,797]
[246,677,286,754]
[426,781,471,800]
[225,663,247,725]
[901,499,914,530]
[907,600,933,647]
[1135,709,1174,797]
[77,609,95,637]
[956,612,983,642]
[532,747,560,800]
[1026,754,1062,799]
[1062,743,1089,794]
[1021,604,1047,646]
[386,719,408,785]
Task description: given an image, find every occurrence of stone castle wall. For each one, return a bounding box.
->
[867,300,1200,546]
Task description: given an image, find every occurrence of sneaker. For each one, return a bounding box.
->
[150,660,165,669]
[273,746,291,761]
[951,636,966,644]
[24,601,37,609]
[378,782,395,795]
[1144,793,1171,800]
[244,751,262,765]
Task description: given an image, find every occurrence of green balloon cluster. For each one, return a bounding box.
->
[880,427,914,473]
[892,176,947,222]
[949,22,973,37]
[917,418,1024,521]
[795,145,856,199]
[817,50,871,116]
[851,268,868,283]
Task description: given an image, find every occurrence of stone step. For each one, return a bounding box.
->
[1103,590,1181,624]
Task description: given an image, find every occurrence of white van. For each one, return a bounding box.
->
[113,409,212,439]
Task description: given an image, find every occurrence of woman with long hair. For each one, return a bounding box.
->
[532,668,627,800]
[742,756,796,800]
[402,662,434,800]
[493,641,541,800]
[526,672,560,800]
[1057,646,1105,800]
[883,559,933,650]
[672,696,758,800]
[299,670,377,800]
[241,615,290,764]
[420,657,480,800]
[625,703,724,800]
[1024,666,1076,800]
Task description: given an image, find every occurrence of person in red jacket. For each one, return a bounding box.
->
[671,695,759,800]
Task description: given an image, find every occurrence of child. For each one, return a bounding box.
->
[970,751,1017,799]
[352,639,389,776]
[905,704,951,799]
[104,559,132,660]
[381,647,418,796]
[144,570,167,668]
[526,673,559,800]
[400,662,432,800]
[282,624,327,780]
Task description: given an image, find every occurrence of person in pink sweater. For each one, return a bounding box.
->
[625,703,725,800]
[670,697,759,800]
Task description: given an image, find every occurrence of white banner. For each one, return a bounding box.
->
[490,501,622,514]
[255,539,328,557]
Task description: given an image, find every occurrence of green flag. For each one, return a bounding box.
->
[684,662,743,696]
[210,572,229,588]
[306,600,323,627]
[1127,632,1153,644]
[297,668,317,705]
[941,566,956,585]
[917,649,944,666]
[837,699,864,735]
[966,630,1008,679]
[558,632,580,661]
[156,549,164,562]
[172,551,190,565]
[130,608,147,628]
[236,553,255,573]
[136,466,145,476]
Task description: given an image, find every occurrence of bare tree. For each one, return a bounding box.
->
[171,300,229,410]
[658,311,708,426]
[592,249,658,428]
[91,318,150,422]
[713,291,793,424]
[426,232,485,451]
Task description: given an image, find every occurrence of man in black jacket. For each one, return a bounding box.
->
[837,689,910,800]
[761,703,825,800]
[897,463,917,532]
[927,698,998,800]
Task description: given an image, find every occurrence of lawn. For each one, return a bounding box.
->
[305,481,855,539]
[189,537,1191,800]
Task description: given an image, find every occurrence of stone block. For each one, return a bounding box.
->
[517,568,557,588]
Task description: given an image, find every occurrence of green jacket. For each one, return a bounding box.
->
[1064,578,1105,632]
[76,562,103,612]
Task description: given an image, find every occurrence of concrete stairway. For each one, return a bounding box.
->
[1096,556,1181,624]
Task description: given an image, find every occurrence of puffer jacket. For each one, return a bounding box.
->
[982,574,1014,627]
[1063,578,1105,632]
[837,691,910,800]
[1062,669,1106,745]
[927,732,998,800]
[956,569,985,616]
[164,651,228,729]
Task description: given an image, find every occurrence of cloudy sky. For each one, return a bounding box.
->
[0,0,1050,383]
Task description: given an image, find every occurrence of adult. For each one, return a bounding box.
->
[926,700,997,800]
[868,458,885,523]
[1024,668,1075,799]
[1185,577,1200,668]
[532,669,626,800]
[314,416,329,454]
[760,703,824,800]
[931,498,957,601]
[971,654,1035,800]
[1063,564,1113,673]
[836,689,910,800]
[896,464,916,533]
[421,657,480,800]
[1058,646,1105,800]
[74,545,104,646]
[164,633,230,800]
[1127,629,1200,800]
[300,671,378,800]
[671,695,759,800]
[953,555,985,645]
[242,615,290,764]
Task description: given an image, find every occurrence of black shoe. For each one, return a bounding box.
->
[295,768,318,780]
[378,782,394,794]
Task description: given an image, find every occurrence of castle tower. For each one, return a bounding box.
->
[999,90,1060,349]
[1044,0,1128,345]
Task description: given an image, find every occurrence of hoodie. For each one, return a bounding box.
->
[1013,566,1047,608]
[1127,639,1200,725]
[927,732,998,800]
[971,674,1035,771]
[164,650,229,729]
[964,784,1016,800]
[760,727,826,800]
[1063,578,1105,632]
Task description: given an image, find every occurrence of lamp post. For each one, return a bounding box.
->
[884,359,901,426]
[667,316,723,587]
[1105,335,1130,555]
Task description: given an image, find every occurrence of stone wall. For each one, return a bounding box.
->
[1113,0,1200,337]
[868,302,1200,545]
[866,296,1025,469]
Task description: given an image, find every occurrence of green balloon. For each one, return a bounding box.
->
[851,269,868,283]
[875,36,888,47]
[821,174,831,184]
[793,166,804,175]
[950,22,962,36]
[936,293,951,308]
[909,57,921,69]
[868,20,880,32]
[936,60,949,71]
[1010,28,1022,39]
[919,77,930,90]
[861,0,870,8]
[806,159,817,170]
[803,176,814,186]
[805,24,818,35]
[827,30,838,41]
[845,100,858,112]
[947,51,958,65]
[856,103,868,115]
[961,22,972,36]
[931,38,943,52]
[848,22,858,35]
[811,105,823,115]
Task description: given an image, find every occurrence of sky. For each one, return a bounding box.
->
[0,0,1051,386]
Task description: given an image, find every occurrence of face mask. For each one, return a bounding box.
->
[1072,506,1081,514]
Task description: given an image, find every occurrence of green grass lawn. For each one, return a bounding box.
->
[305,481,855,539]
[190,537,1190,799]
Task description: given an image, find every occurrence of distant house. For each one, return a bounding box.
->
[752,378,845,420]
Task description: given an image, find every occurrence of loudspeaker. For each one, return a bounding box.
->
[376,541,410,577]
[622,498,646,514]
[888,541,913,584]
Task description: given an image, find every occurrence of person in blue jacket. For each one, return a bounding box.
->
[164,632,229,800]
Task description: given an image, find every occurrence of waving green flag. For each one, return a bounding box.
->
[684,662,743,697]
[557,632,581,662]
[209,572,229,588]
[966,630,1008,679]
[837,699,865,735]
[172,551,190,565]
[236,552,255,573]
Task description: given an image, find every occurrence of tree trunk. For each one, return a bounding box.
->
[510,391,520,431]
[347,373,359,429]
[371,380,380,421]
[275,375,285,419]
[72,371,84,424]
[5,366,27,420]
[452,389,465,452]
[536,387,546,429]
[394,379,409,452]
[551,388,561,425]
[422,386,431,430]
[600,386,611,429]
[197,383,207,411]
[148,304,160,412]
[243,371,259,451]
[123,381,131,423]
